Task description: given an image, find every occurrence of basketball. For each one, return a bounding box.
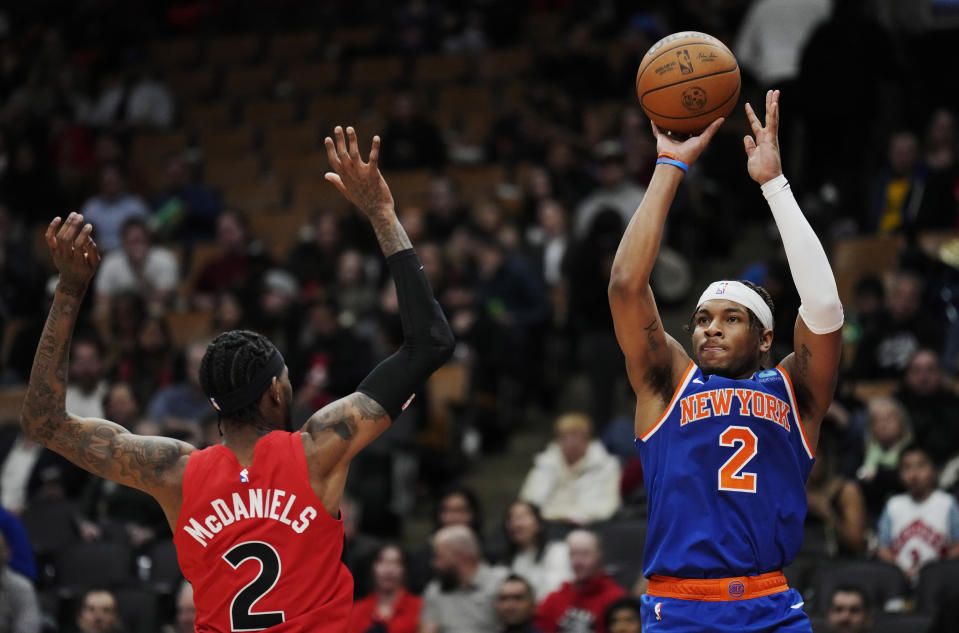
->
[635,31,741,135]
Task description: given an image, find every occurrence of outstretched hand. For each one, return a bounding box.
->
[651,117,725,168]
[45,212,101,291]
[743,89,783,184]
[324,126,395,218]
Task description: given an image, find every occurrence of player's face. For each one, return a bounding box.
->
[900,451,936,498]
[691,300,770,379]
[608,607,642,633]
[826,591,871,633]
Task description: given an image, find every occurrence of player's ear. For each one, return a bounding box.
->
[759,328,773,353]
[270,376,282,405]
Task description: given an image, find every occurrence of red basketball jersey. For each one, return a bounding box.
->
[174,431,353,632]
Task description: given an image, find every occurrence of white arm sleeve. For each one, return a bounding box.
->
[762,174,844,334]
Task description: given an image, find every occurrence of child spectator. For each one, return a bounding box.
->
[877,444,959,583]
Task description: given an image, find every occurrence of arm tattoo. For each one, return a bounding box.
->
[368,213,413,258]
[644,319,660,351]
[21,287,190,495]
[797,344,812,376]
[307,393,388,441]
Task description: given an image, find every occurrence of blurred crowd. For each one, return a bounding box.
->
[2,0,959,631]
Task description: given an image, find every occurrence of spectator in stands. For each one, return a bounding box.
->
[734,0,830,93]
[602,597,643,633]
[409,485,488,594]
[101,381,143,430]
[146,341,210,442]
[75,588,123,633]
[419,525,508,633]
[825,585,873,633]
[564,209,626,431]
[573,140,646,240]
[94,217,179,315]
[291,297,374,420]
[856,396,911,520]
[534,529,625,633]
[65,334,108,419]
[191,210,272,310]
[116,316,179,408]
[285,209,342,302]
[804,435,867,558]
[0,532,40,633]
[379,90,446,171]
[341,494,383,600]
[0,505,35,581]
[212,290,247,332]
[895,348,959,466]
[500,500,572,600]
[349,543,421,633]
[424,175,468,242]
[520,413,621,525]
[524,198,569,294]
[544,141,593,213]
[495,574,541,633]
[849,270,944,380]
[250,268,301,357]
[468,230,551,449]
[335,249,378,325]
[152,152,222,243]
[80,163,150,252]
[877,444,959,583]
[88,63,174,130]
[867,129,956,234]
[173,581,194,633]
[78,465,170,550]
[0,421,88,514]
[840,274,885,357]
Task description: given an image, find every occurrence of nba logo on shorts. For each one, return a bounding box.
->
[654,603,662,620]
[727,580,745,598]
[715,282,729,295]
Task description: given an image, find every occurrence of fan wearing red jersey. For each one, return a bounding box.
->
[20,126,454,633]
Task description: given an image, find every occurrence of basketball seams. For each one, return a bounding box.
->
[637,42,736,85]
[640,70,741,120]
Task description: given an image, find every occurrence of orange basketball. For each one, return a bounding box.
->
[636,31,741,135]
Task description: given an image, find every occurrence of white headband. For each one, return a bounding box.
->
[696,281,774,330]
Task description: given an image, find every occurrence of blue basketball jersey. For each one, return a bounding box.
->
[635,362,815,579]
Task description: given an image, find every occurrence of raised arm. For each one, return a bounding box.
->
[745,90,843,450]
[608,119,723,430]
[20,214,194,528]
[301,127,454,494]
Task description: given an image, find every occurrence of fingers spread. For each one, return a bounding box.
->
[346,127,361,162]
[333,126,349,160]
[743,135,757,153]
[324,136,342,169]
[324,172,350,198]
[744,102,762,135]
[699,117,725,144]
[46,217,62,247]
[369,135,381,167]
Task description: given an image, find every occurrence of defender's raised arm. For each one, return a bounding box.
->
[20,214,193,528]
[300,127,454,509]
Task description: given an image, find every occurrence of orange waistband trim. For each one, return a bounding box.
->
[646,571,788,601]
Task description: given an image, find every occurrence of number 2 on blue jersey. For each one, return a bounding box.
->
[718,425,758,493]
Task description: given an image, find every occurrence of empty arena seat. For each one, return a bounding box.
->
[915,559,959,613]
[55,542,133,597]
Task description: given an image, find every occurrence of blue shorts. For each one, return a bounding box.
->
[641,588,812,633]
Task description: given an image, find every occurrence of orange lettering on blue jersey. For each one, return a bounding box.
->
[710,389,734,416]
[735,389,753,415]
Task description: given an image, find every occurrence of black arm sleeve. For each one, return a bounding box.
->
[356,249,455,419]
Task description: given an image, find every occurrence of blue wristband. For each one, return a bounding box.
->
[656,157,689,173]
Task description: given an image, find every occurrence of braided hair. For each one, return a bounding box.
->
[199,330,277,425]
